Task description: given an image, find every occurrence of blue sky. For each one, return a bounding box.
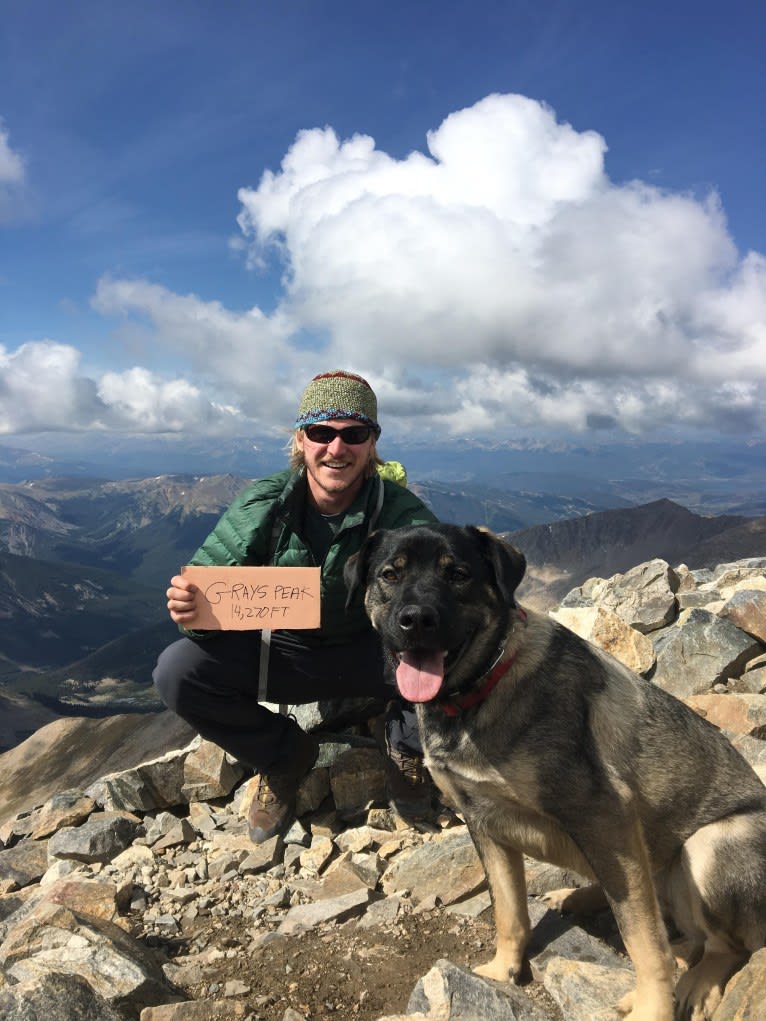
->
[1,0,764,446]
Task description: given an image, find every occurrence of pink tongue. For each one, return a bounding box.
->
[395,650,446,702]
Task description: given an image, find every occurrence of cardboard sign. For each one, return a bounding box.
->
[181,565,321,630]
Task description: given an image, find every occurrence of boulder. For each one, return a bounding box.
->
[381,830,485,906]
[551,606,655,674]
[597,559,679,634]
[0,971,124,1021]
[686,693,766,740]
[408,958,549,1019]
[651,609,762,698]
[0,901,171,1015]
[719,588,766,644]
[47,813,140,865]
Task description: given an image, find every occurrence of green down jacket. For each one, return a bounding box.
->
[186,467,437,645]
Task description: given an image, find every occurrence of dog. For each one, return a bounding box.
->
[344,523,766,1021]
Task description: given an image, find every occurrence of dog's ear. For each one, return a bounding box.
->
[467,526,526,604]
[344,530,385,609]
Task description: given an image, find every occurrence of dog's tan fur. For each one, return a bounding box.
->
[346,524,766,1021]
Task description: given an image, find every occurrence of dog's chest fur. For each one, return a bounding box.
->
[419,706,593,875]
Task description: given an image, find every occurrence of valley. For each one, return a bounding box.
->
[1,452,764,752]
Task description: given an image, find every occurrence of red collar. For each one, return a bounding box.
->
[439,651,517,716]
[439,608,526,717]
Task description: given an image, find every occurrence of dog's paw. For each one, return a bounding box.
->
[616,988,675,1021]
[675,970,724,1021]
[615,989,635,1016]
[674,950,744,1020]
[473,957,521,984]
[541,886,580,912]
[541,883,607,914]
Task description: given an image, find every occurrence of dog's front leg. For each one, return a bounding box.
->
[584,820,676,1021]
[470,830,530,984]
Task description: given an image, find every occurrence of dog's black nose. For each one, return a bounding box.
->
[397,604,439,634]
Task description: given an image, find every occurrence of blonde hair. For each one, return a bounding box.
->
[287,430,383,476]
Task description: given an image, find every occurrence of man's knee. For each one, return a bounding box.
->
[153,638,194,713]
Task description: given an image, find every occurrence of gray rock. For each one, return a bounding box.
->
[539,957,634,1020]
[728,664,766,694]
[651,608,762,698]
[329,747,387,817]
[277,886,375,935]
[0,970,124,1021]
[151,817,197,851]
[686,692,766,740]
[88,752,187,813]
[720,588,766,643]
[445,890,492,917]
[529,908,630,974]
[0,902,171,1016]
[47,813,139,864]
[709,559,766,588]
[677,589,721,610]
[597,559,679,634]
[262,699,386,735]
[408,958,549,1019]
[181,740,244,802]
[30,790,97,840]
[139,1001,249,1020]
[381,830,485,906]
[0,838,49,889]
[239,835,285,874]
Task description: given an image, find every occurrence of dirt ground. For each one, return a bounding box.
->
[157,902,566,1020]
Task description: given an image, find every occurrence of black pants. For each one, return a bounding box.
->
[153,629,421,773]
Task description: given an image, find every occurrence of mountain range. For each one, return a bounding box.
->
[1,468,765,752]
[2,435,766,515]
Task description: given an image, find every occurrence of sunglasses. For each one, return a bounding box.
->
[303,424,373,445]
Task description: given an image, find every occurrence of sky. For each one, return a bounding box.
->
[1,0,764,450]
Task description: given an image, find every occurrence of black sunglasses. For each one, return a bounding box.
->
[303,424,372,445]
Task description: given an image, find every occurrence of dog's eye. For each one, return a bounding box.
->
[449,566,471,583]
[380,567,398,582]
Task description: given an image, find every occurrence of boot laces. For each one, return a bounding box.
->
[390,748,425,787]
[254,774,279,808]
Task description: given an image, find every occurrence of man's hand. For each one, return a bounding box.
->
[166,574,200,625]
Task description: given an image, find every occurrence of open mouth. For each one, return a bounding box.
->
[395,649,446,702]
[393,632,474,703]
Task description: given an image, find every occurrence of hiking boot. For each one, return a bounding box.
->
[385,745,435,824]
[247,730,319,844]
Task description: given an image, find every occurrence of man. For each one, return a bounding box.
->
[154,370,438,843]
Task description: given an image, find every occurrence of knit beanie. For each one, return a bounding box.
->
[294,370,381,436]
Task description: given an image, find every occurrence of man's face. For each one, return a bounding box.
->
[296,418,374,511]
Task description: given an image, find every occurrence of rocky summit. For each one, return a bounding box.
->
[1,555,766,1021]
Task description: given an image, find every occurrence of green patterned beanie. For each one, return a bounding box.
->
[294,370,381,437]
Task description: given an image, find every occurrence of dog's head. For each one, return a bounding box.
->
[345,523,526,704]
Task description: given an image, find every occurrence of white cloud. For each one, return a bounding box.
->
[235,92,766,437]
[3,94,764,440]
[91,277,299,413]
[0,341,248,435]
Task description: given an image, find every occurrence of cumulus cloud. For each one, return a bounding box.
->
[91,277,301,415]
[236,92,766,437]
[4,93,764,440]
[0,341,249,435]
